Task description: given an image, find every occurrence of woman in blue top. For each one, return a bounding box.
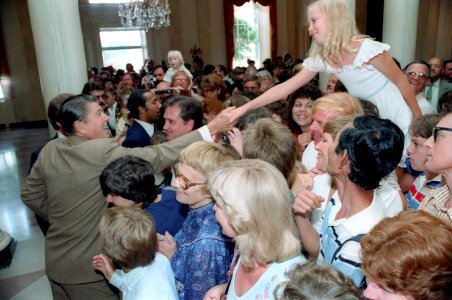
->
[158,141,236,299]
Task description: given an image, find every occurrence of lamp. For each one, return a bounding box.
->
[118,0,171,32]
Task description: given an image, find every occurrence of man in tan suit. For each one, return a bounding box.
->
[21,94,233,299]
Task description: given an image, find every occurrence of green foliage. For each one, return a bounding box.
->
[233,18,257,61]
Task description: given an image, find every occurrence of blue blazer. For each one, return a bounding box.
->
[122,121,152,148]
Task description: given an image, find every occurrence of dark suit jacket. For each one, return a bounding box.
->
[21,130,202,284]
[122,121,152,148]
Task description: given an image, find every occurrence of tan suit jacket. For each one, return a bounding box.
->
[21,130,202,284]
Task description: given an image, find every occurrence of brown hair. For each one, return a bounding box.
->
[361,210,452,300]
[199,73,227,101]
[409,113,440,138]
[243,118,298,187]
[99,206,157,269]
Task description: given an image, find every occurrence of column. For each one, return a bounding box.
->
[27,0,87,135]
[382,0,419,69]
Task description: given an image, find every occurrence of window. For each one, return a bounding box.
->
[99,28,147,71]
[0,84,4,102]
[89,0,127,3]
[233,2,270,68]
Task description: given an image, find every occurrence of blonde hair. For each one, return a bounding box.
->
[312,92,364,117]
[323,115,356,139]
[167,50,184,65]
[208,159,301,268]
[179,141,237,193]
[307,0,366,65]
[99,206,156,269]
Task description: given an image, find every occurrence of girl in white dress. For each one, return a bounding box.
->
[230,0,421,149]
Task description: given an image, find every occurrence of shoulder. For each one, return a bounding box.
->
[355,38,390,66]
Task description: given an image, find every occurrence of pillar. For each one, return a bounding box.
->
[382,0,419,69]
[27,0,87,135]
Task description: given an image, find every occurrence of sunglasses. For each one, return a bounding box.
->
[433,127,452,142]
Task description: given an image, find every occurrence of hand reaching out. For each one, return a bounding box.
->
[92,254,115,281]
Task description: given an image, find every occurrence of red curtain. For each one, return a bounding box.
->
[223,0,278,68]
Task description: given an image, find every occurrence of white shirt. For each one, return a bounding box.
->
[109,253,177,300]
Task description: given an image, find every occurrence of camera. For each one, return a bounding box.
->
[155,89,173,95]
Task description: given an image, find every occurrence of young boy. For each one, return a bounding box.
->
[92,206,177,300]
[405,114,443,210]
[163,50,193,83]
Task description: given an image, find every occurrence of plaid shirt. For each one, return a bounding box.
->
[420,185,452,223]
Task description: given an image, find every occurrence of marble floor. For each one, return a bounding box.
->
[0,127,53,300]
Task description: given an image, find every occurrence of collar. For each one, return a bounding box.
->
[134,119,154,138]
[328,191,386,236]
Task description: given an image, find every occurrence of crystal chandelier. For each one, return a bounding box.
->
[118,0,171,32]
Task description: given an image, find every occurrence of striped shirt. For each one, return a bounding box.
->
[419,185,452,223]
[406,174,442,211]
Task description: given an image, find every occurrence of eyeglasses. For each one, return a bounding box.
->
[405,71,429,79]
[174,169,205,190]
[433,127,452,142]
[174,78,188,82]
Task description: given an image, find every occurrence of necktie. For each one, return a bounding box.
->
[425,85,433,102]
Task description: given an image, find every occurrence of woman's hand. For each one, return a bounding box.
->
[293,188,325,217]
[203,283,227,300]
[157,231,177,261]
[297,132,313,152]
[227,128,243,156]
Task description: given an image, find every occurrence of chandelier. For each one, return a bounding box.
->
[118,0,171,32]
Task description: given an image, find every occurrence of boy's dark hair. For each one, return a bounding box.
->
[99,156,157,208]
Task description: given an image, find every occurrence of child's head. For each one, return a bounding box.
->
[307,0,360,62]
[100,156,157,208]
[167,50,184,69]
[273,261,362,300]
[407,114,440,172]
[99,206,157,269]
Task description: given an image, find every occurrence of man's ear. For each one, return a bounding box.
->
[186,119,194,131]
[73,120,86,136]
[138,105,146,116]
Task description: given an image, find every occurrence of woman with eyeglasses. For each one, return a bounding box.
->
[171,70,203,101]
[158,141,237,300]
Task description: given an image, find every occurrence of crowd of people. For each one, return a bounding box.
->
[16,0,452,299]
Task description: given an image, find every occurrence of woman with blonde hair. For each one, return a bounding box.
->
[158,141,236,300]
[205,159,305,300]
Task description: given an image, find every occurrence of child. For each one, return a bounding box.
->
[273,261,362,300]
[405,114,443,210]
[230,0,421,153]
[92,206,177,300]
[163,50,193,83]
